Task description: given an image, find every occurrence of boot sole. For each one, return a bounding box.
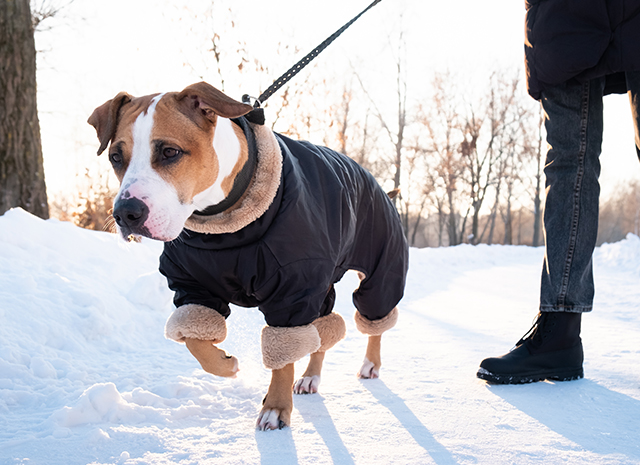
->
[476,367,584,385]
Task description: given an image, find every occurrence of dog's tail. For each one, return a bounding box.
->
[387,188,400,200]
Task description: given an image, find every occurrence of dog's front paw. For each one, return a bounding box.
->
[185,338,239,378]
[293,375,321,394]
[357,357,379,379]
[256,407,291,431]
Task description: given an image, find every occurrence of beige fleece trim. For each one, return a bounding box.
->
[354,307,399,336]
[184,123,282,235]
[261,324,321,370]
[164,304,227,343]
[312,313,346,352]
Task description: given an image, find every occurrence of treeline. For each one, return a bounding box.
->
[267,64,547,248]
[53,3,640,248]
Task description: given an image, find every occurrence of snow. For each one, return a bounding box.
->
[1,207,639,465]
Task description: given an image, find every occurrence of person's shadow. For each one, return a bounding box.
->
[486,378,640,460]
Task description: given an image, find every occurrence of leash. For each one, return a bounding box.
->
[242,0,383,123]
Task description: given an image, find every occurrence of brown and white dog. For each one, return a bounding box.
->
[88,82,407,430]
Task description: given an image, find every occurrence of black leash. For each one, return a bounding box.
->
[242,0,383,123]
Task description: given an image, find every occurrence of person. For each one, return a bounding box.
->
[477,0,640,384]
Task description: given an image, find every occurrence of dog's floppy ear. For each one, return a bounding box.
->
[87,92,132,155]
[176,81,253,124]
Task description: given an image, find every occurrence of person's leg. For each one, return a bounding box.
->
[540,78,604,313]
[477,76,605,384]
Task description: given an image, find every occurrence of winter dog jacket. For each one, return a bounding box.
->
[159,118,408,328]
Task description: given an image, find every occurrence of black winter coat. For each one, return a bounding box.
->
[525,0,640,99]
[159,133,408,328]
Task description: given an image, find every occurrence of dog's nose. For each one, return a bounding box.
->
[113,198,149,231]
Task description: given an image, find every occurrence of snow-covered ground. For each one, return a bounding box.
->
[1,208,639,465]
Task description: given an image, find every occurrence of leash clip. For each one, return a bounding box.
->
[241,94,266,125]
[242,94,262,109]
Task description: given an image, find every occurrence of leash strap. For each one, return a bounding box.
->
[243,0,383,111]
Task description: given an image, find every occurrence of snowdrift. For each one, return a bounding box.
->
[1,208,639,464]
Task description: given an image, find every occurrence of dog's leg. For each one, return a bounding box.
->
[257,363,295,430]
[358,334,382,379]
[293,351,325,394]
[185,338,239,378]
[354,307,398,379]
[292,312,345,395]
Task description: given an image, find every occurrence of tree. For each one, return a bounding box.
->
[354,31,409,209]
[419,71,466,246]
[0,0,49,218]
[460,72,522,245]
[530,108,545,246]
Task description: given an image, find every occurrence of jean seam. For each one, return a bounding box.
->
[557,81,590,306]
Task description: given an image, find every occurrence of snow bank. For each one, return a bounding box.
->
[1,208,639,465]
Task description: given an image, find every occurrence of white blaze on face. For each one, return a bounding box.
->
[192,116,241,211]
[116,93,195,241]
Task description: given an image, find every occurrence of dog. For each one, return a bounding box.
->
[88,82,408,430]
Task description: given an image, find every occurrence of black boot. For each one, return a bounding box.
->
[477,312,584,384]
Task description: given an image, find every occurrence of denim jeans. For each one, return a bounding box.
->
[539,72,640,313]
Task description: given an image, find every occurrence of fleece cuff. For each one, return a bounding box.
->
[164,304,227,343]
[313,312,346,352]
[261,324,321,370]
[354,307,399,336]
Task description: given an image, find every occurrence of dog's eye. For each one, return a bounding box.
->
[162,147,182,160]
[109,152,123,166]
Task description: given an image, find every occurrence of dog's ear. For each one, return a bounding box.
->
[176,82,253,124]
[87,92,133,155]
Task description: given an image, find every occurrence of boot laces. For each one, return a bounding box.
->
[512,312,550,350]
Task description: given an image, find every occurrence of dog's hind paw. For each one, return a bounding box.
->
[256,408,289,431]
[293,375,321,394]
[357,357,379,379]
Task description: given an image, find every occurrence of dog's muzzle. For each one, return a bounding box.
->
[113,198,151,239]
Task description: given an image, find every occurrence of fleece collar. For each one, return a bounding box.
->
[183,121,283,236]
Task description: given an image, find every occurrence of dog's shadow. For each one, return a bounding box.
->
[362,380,460,465]
[254,396,353,465]
[290,380,458,465]
[294,394,356,465]
[254,423,299,465]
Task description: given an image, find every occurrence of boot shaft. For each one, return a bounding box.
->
[524,312,582,354]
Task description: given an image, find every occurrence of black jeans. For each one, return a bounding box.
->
[539,72,640,312]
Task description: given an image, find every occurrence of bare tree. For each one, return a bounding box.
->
[530,108,545,246]
[460,72,524,245]
[1,0,49,218]
[597,179,640,244]
[354,32,409,201]
[418,72,466,246]
[30,0,73,31]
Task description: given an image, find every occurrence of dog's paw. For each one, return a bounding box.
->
[184,338,239,378]
[357,357,379,379]
[256,408,290,431]
[293,375,321,395]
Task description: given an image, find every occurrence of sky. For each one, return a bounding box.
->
[34,0,640,200]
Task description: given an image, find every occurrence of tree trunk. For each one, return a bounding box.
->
[532,112,544,247]
[503,189,513,245]
[0,0,49,219]
[447,188,459,246]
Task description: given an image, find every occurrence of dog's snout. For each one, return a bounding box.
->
[113,198,149,232]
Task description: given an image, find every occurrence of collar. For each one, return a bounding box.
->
[183,121,283,236]
[193,116,258,216]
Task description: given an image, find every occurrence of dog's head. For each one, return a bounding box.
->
[88,82,253,242]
